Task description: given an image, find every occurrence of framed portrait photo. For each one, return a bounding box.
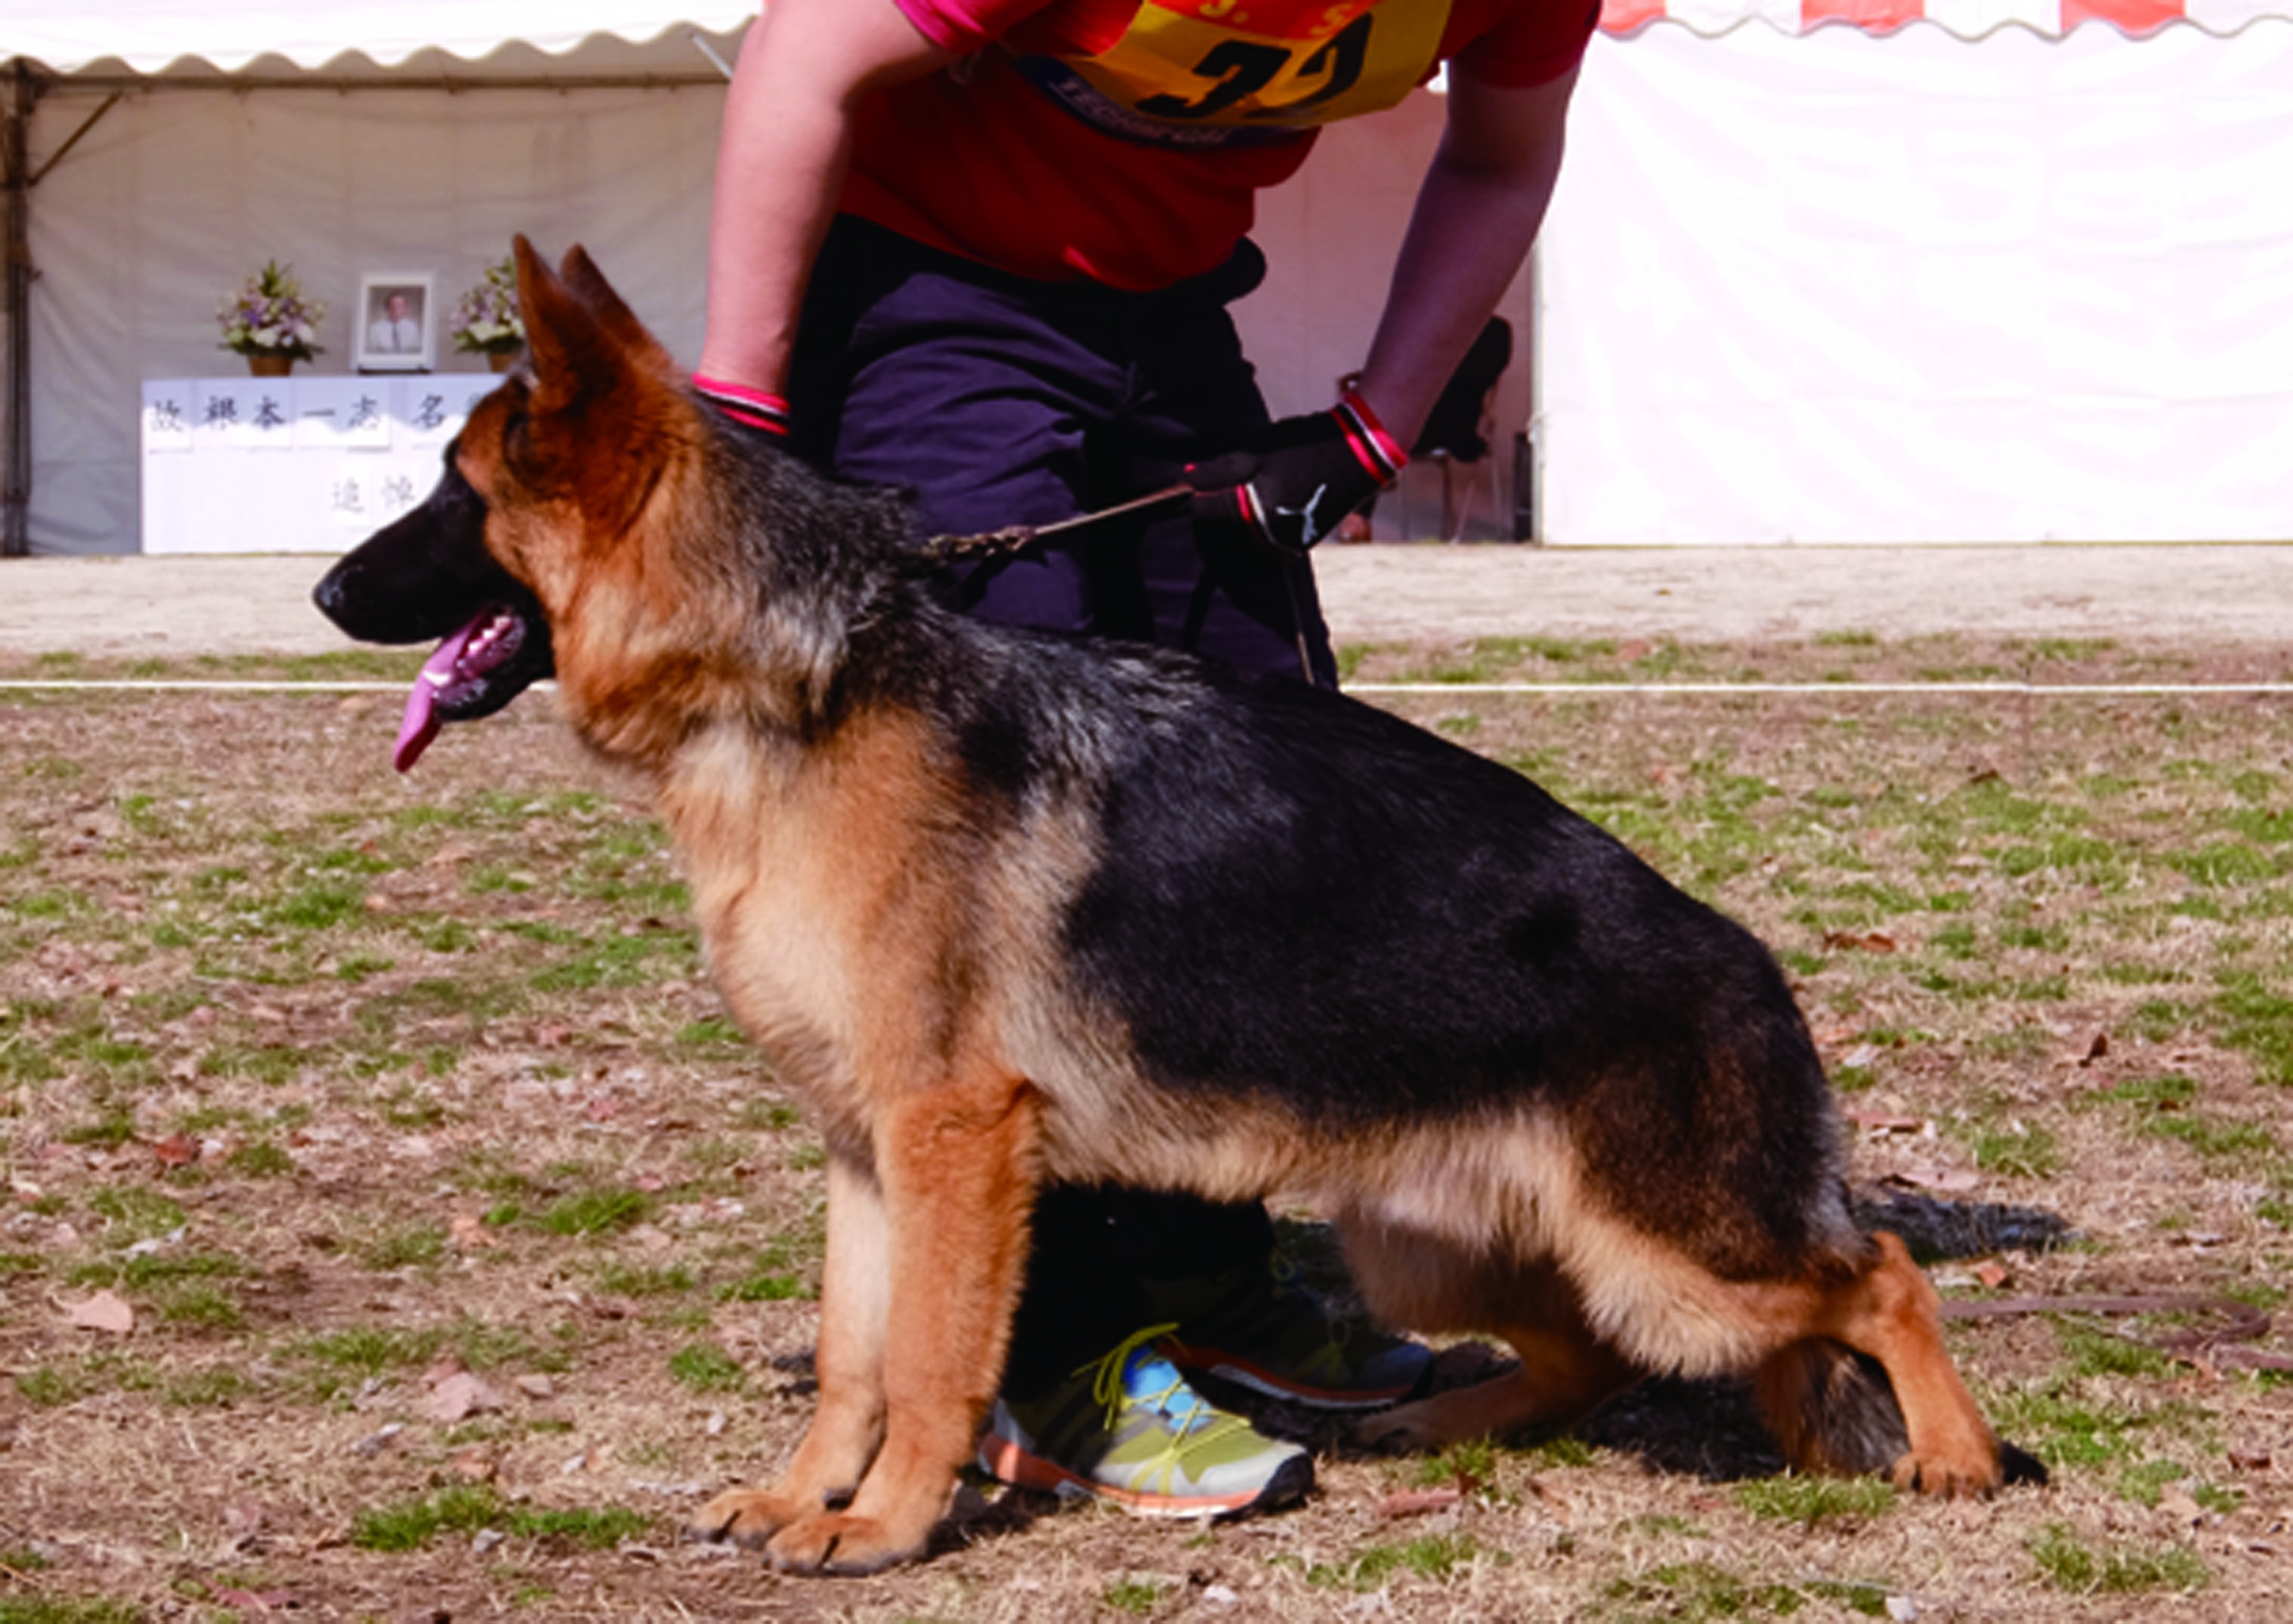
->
[356,273,435,372]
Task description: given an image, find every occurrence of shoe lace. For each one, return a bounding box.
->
[1079,1323,1260,1496]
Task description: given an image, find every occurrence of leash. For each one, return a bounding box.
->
[919,483,1193,562]
[919,480,1321,686]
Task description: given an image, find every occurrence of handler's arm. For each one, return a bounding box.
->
[697,0,953,394]
[1351,65,1578,450]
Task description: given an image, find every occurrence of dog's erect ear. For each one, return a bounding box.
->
[508,232,555,321]
[508,237,690,538]
[512,235,644,425]
[558,244,675,372]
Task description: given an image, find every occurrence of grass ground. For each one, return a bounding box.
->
[2,631,2288,1622]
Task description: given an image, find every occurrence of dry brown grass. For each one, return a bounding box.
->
[2,631,2288,1622]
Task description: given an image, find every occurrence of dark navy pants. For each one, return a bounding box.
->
[789,217,1337,689]
[788,217,1314,1392]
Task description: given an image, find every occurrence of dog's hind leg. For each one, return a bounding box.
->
[1759,1230,2002,1498]
[1354,1316,1635,1454]
[693,1152,893,1549]
[764,1070,1041,1575]
[1343,1230,1634,1454]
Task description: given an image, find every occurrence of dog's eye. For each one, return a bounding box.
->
[499,408,538,473]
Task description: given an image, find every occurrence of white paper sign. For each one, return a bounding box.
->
[143,374,495,554]
[292,378,393,450]
[326,462,383,529]
[396,377,492,450]
[371,464,426,526]
[193,381,295,451]
[141,381,196,455]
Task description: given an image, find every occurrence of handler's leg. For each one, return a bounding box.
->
[1118,241,1340,689]
[789,217,1119,634]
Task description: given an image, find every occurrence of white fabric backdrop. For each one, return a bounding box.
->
[27,82,728,554]
[1537,20,2293,543]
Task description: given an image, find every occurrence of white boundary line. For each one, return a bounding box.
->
[0,678,2287,697]
[0,679,410,692]
[1351,681,2293,696]
[0,679,555,693]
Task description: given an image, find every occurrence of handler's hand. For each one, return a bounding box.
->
[1186,391,1408,555]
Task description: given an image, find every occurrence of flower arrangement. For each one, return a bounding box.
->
[449,258,525,357]
[216,260,326,362]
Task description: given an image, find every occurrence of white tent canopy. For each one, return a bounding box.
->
[2,2,759,77]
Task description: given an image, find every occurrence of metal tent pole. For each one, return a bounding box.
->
[3,61,33,558]
[1521,237,1544,547]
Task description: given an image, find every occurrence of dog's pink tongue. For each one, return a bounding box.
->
[392,616,486,773]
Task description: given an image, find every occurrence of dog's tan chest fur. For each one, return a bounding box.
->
[651,706,1111,1144]
[655,713,956,1131]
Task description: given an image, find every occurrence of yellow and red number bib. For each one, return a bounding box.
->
[1013,0,1457,150]
[850,0,1592,286]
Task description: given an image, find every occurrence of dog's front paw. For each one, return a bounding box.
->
[1887,1435,2007,1499]
[765,1509,927,1576]
[688,1487,809,1548]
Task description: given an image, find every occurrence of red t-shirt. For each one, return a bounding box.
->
[845,0,1598,290]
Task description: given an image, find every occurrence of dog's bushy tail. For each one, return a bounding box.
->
[1754,1338,2047,1487]
[1754,1338,1911,1479]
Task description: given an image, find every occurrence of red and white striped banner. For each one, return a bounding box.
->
[1599,0,2288,36]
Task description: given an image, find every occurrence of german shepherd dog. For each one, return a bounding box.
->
[314,242,2032,1573]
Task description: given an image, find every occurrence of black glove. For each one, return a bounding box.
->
[1186,390,1408,555]
[692,372,790,438]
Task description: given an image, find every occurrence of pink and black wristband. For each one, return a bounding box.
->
[693,372,790,437]
[1334,388,1408,483]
